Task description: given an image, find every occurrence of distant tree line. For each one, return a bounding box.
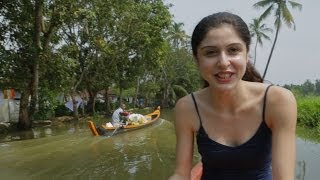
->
[283,80,320,97]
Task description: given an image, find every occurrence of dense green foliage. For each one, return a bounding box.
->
[296,96,320,130]
[0,0,200,128]
[284,79,320,96]
[284,80,320,132]
[296,126,320,143]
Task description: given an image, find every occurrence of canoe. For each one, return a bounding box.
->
[88,106,161,136]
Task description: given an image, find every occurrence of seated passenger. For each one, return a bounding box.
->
[111,103,129,127]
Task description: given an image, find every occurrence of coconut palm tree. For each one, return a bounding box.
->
[253,0,302,79]
[249,18,273,66]
[168,22,189,49]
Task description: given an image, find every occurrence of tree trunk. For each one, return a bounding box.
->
[29,0,43,121]
[262,18,280,80]
[104,88,112,116]
[145,93,150,107]
[71,92,79,120]
[29,62,39,121]
[87,90,96,115]
[119,85,123,104]
[161,83,170,108]
[253,38,258,66]
[70,63,86,119]
[134,77,140,108]
[17,91,31,130]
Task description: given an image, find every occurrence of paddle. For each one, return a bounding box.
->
[109,112,130,136]
[110,124,123,136]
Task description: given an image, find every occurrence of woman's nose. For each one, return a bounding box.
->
[217,52,230,68]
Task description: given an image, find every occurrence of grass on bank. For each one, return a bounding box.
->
[296,96,320,142]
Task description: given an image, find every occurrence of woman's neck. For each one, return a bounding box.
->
[205,82,249,114]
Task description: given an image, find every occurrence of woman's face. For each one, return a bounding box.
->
[195,24,248,90]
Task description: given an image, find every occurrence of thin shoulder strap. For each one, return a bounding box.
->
[262,84,273,122]
[191,93,203,126]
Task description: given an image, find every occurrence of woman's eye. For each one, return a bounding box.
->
[205,50,218,56]
[228,48,240,54]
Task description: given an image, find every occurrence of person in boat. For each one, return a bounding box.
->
[111,103,130,127]
[169,12,297,180]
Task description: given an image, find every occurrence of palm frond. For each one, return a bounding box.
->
[288,1,303,11]
[281,5,295,29]
[253,0,274,9]
[257,37,263,45]
[261,33,271,41]
[259,4,274,21]
[274,16,282,29]
[172,84,188,98]
[260,24,273,33]
[249,17,272,47]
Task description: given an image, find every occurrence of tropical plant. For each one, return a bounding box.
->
[253,0,302,79]
[249,18,273,66]
[167,22,189,49]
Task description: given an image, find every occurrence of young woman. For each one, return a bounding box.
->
[169,12,297,180]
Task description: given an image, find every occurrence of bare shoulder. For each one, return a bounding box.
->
[267,85,296,106]
[174,93,199,132]
[175,94,195,120]
[266,85,297,129]
[175,94,193,111]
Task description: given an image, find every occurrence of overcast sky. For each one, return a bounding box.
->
[166,0,319,85]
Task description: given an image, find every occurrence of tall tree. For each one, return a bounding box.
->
[253,0,302,79]
[58,1,97,119]
[168,22,189,49]
[0,0,65,129]
[109,0,172,104]
[249,18,273,66]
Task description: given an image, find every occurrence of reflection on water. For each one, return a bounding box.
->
[0,121,87,143]
[296,160,306,180]
[0,109,319,179]
[296,138,320,180]
[0,119,176,179]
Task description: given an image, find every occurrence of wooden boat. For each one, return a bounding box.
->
[88,106,161,136]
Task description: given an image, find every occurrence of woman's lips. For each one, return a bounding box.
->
[214,72,234,83]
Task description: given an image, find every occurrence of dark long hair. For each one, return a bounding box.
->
[191,12,263,87]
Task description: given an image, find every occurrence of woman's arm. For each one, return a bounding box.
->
[267,86,297,180]
[168,96,196,180]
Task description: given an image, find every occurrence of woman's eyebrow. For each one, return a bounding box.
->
[199,45,217,50]
[226,43,243,47]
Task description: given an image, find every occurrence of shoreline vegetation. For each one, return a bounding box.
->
[297,126,320,143]
[296,95,320,142]
[283,80,320,142]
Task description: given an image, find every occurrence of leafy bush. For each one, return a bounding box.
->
[95,101,106,114]
[297,96,320,129]
[54,104,72,117]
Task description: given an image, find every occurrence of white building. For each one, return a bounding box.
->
[0,90,20,123]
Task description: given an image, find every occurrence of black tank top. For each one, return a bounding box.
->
[191,85,273,180]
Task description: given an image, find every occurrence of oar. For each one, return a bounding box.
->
[110,115,129,137]
[110,123,124,136]
[110,120,123,136]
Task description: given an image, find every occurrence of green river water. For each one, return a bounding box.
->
[0,109,319,180]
